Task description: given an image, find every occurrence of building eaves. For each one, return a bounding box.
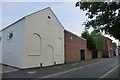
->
[106,37,113,41]
[2,17,25,31]
[65,30,86,41]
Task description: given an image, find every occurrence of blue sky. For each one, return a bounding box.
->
[1,2,118,44]
[1,2,87,36]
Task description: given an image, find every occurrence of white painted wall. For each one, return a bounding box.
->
[2,19,25,68]
[23,7,65,68]
[0,31,2,63]
[2,7,65,69]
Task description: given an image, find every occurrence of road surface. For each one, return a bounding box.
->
[41,56,119,78]
[2,56,120,79]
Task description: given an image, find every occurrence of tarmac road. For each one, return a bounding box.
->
[45,57,119,78]
[2,56,120,80]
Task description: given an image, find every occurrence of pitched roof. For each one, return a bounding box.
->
[1,17,25,31]
[2,7,65,31]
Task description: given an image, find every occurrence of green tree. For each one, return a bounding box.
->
[82,30,106,51]
[91,34,106,51]
[91,30,106,51]
[81,31,96,50]
[76,1,120,40]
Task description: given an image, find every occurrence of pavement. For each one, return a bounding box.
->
[0,64,19,73]
[1,56,120,80]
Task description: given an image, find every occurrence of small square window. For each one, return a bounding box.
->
[8,32,14,40]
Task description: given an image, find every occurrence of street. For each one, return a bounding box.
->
[2,56,120,79]
[44,57,119,78]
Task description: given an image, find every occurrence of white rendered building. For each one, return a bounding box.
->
[1,7,65,68]
[0,31,2,63]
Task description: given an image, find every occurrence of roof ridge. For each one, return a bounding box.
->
[2,7,51,31]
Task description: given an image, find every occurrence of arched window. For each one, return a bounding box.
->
[56,38,63,54]
[28,33,41,56]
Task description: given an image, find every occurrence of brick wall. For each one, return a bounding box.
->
[103,37,114,58]
[107,38,114,57]
[64,30,87,63]
[112,43,117,56]
[86,49,92,60]
[97,51,102,58]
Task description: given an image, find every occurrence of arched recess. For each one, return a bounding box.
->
[42,45,54,66]
[56,38,63,54]
[28,33,41,56]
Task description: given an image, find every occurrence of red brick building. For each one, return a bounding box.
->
[103,37,114,58]
[107,38,114,57]
[64,30,91,63]
[112,43,117,56]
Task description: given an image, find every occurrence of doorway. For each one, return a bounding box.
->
[80,50,85,60]
[92,50,97,58]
